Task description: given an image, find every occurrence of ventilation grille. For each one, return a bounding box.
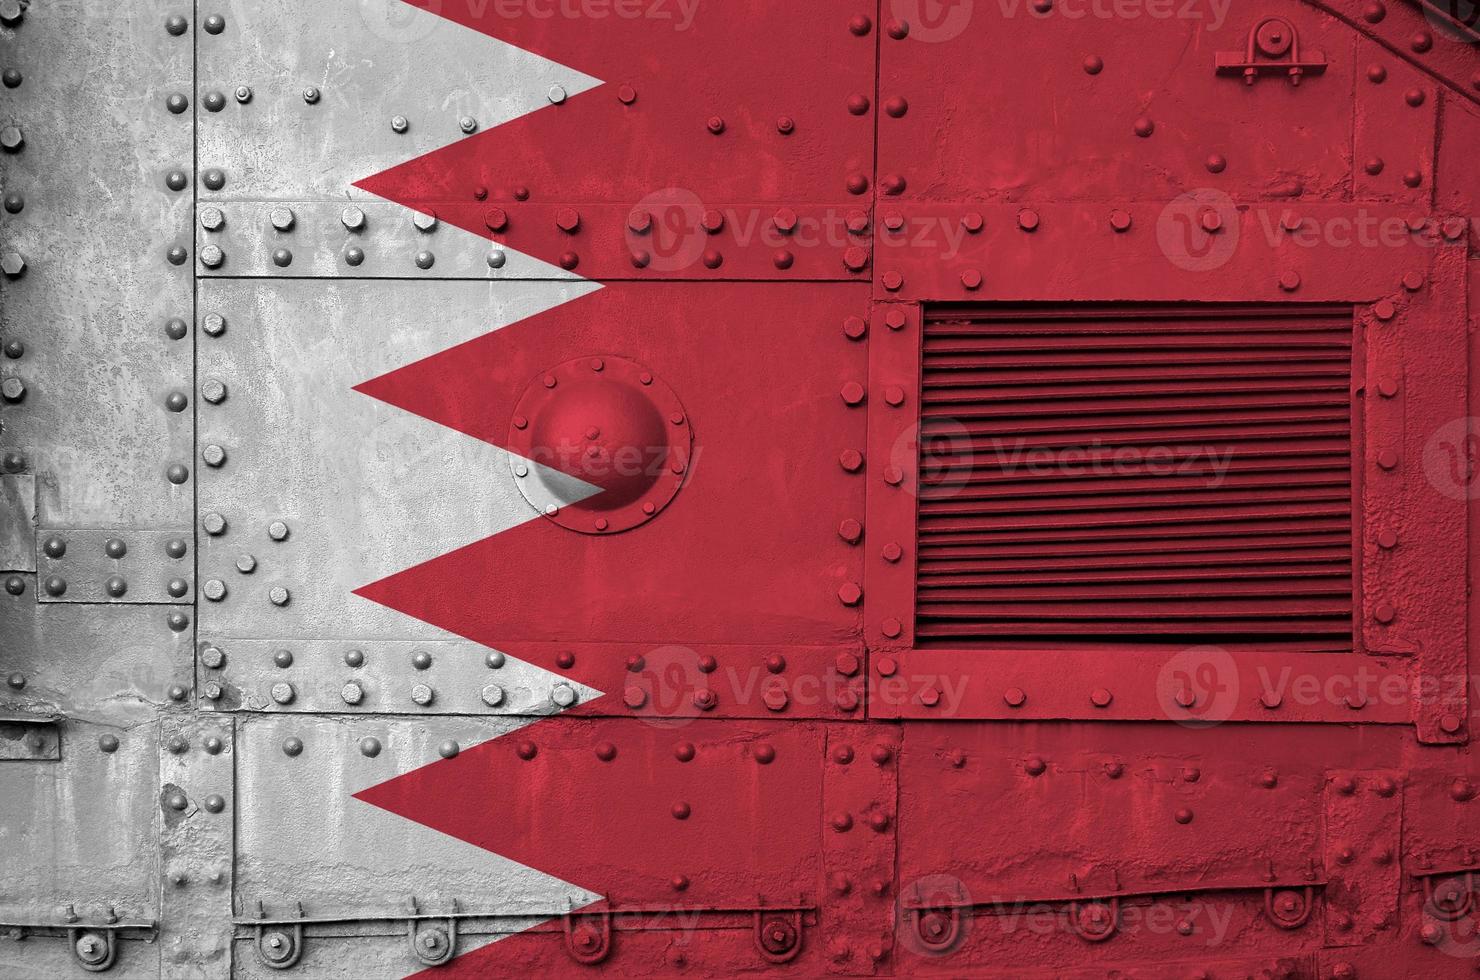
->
[916,305,1355,650]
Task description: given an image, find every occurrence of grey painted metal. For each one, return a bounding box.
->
[195,0,599,203]
[0,2,613,976]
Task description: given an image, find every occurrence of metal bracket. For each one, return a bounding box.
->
[562,907,612,965]
[1418,870,1477,921]
[406,897,458,967]
[1068,898,1119,943]
[1264,886,1316,930]
[254,900,304,971]
[0,906,156,974]
[0,711,60,760]
[1217,17,1327,86]
[752,902,804,964]
[903,879,968,955]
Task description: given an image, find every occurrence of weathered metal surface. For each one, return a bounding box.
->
[7,0,1480,976]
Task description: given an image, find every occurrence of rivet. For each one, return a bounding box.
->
[282,737,303,757]
[881,174,906,195]
[1403,170,1423,188]
[773,249,795,269]
[1025,756,1047,776]
[846,94,870,115]
[43,575,66,597]
[411,649,432,670]
[439,740,460,759]
[166,538,188,559]
[1133,116,1154,138]
[1174,808,1194,824]
[487,249,506,269]
[3,191,22,213]
[849,14,872,35]
[485,651,505,669]
[559,251,578,270]
[1206,152,1228,173]
[98,734,119,753]
[167,792,189,812]
[271,248,292,268]
[884,96,908,117]
[1412,30,1433,52]
[1406,88,1426,107]
[415,250,435,270]
[358,736,381,758]
[203,91,226,112]
[167,684,187,702]
[166,93,190,114]
[166,246,188,267]
[886,19,909,39]
[1084,55,1104,75]
[671,802,691,820]
[847,173,870,195]
[595,741,617,761]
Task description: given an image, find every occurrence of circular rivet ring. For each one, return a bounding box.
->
[507,356,691,535]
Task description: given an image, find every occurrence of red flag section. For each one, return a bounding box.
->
[349,2,874,974]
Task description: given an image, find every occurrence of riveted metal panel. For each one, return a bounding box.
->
[0,0,193,529]
[9,0,1480,977]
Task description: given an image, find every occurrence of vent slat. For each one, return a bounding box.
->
[916,305,1354,649]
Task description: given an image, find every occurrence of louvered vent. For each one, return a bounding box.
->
[916,304,1355,650]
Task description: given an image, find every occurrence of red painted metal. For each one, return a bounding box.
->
[348,0,1480,975]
